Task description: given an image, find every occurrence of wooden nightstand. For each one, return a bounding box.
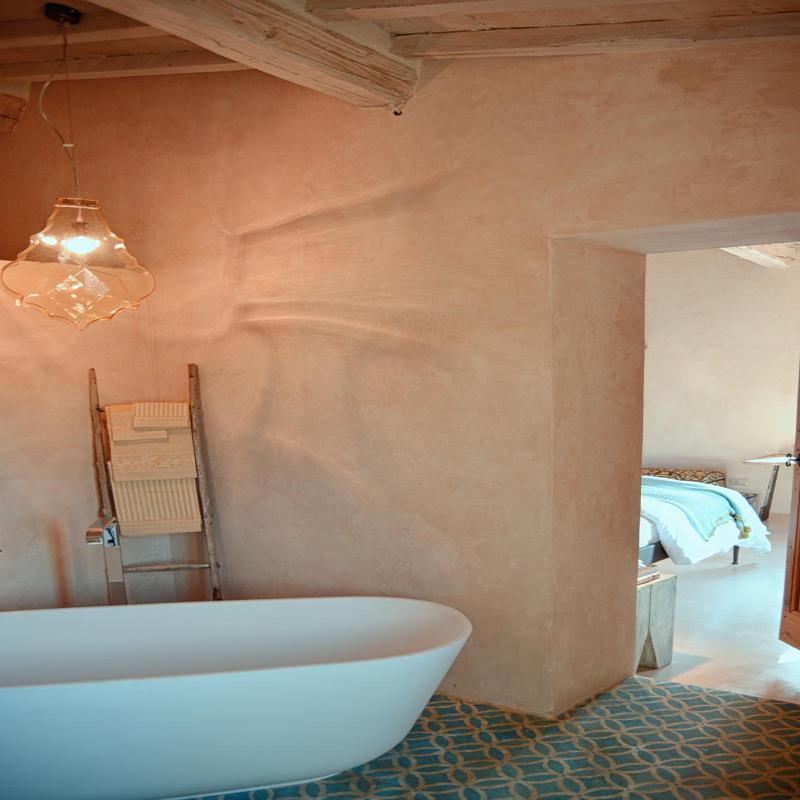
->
[635,573,677,670]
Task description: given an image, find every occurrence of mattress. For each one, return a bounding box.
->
[639,517,659,549]
[640,490,770,565]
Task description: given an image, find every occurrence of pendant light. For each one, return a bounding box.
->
[1,4,155,331]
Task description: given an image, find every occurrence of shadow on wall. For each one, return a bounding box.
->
[148,170,526,605]
[220,172,450,246]
[134,105,545,704]
[46,520,72,607]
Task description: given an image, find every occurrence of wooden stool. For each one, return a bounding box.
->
[635,573,677,669]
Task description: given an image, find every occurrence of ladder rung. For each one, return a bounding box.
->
[123,562,210,573]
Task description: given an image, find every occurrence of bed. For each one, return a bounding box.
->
[639,467,771,565]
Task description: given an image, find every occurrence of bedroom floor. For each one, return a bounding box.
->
[641,514,800,704]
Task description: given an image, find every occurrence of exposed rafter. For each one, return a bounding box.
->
[0,11,159,49]
[2,1,794,103]
[391,11,800,58]
[0,50,250,82]
[721,243,799,269]
[307,0,650,21]
[90,0,418,108]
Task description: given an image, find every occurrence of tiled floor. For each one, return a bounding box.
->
[642,514,800,705]
[199,677,800,800]
[194,521,800,800]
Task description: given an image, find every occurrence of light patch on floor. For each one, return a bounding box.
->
[641,514,800,704]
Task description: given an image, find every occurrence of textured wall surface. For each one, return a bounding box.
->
[644,248,800,516]
[0,39,799,715]
[550,241,646,712]
[0,274,180,607]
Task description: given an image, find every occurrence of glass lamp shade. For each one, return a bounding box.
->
[1,198,155,330]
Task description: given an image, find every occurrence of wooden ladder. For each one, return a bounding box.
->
[87,364,222,603]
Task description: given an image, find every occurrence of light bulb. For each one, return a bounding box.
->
[62,234,101,257]
[1,198,154,330]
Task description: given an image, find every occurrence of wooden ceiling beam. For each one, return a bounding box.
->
[721,243,799,269]
[0,12,160,50]
[391,11,800,58]
[89,0,418,108]
[308,0,659,22]
[0,50,250,82]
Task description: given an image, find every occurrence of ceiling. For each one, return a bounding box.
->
[722,243,800,269]
[0,0,798,112]
[0,1,249,84]
[318,0,800,34]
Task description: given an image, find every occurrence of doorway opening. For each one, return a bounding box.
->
[639,243,800,703]
[550,212,800,710]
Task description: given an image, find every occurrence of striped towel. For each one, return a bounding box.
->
[106,404,168,443]
[641,476,752,541]
[133,401,190,430]
[111,476,202,537]
[108,431,197,481]
[106,404,196,482]
[106,400,199,536]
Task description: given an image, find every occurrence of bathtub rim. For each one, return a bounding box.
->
[0,595,472,691]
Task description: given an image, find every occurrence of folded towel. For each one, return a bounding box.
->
[106,404,168,443]
[109,427,197,482]
[111,476,202,536]
[133,401,190,430]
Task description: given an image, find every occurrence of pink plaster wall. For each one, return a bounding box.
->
[0,283,180,607]
[0,39,798,715]
[550,241,646,711]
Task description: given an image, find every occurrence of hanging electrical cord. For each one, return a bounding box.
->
[38,26,81,198]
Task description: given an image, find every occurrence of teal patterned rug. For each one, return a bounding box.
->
[198,677,800,800]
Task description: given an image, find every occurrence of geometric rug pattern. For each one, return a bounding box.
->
[197,677,800,800]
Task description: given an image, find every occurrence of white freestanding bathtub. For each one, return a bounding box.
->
[0,596,471,800]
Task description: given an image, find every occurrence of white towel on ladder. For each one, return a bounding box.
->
[132,401,190,430]
[111,476,202,536]
[106,405,168,443]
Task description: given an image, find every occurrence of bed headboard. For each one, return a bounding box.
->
[641,467,726,486]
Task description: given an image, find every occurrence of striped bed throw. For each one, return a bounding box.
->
[641,476,751,541]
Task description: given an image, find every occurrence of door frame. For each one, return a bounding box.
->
[781,366,800,648]
[549,211,800,705]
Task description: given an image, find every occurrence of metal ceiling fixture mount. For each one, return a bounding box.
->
[43,3,82,26]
